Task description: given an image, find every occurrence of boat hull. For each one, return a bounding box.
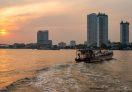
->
[75,54,113,63]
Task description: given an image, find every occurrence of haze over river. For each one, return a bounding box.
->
[0,49,132,92]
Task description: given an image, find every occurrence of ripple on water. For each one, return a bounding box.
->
[1,63,132,92]
[30,63,132,92]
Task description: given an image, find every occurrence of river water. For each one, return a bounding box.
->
[0,49,132,92]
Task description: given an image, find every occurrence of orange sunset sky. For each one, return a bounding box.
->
[0,0,132,44]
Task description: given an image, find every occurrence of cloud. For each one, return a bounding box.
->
[0,1,67,30]
[0,0,132,44]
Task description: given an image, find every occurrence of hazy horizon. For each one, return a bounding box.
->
[0,0,132,44]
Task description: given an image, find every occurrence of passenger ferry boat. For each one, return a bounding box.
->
[75,49,113,63]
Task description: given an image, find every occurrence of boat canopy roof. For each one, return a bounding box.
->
[77,49,94,54]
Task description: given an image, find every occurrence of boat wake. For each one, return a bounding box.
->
[1,62,132,92]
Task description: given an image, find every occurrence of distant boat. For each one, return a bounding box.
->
[75,49,113,63]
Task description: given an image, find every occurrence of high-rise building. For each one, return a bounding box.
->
[37,30,52,49]
[37,30,48,44]
[120,21,129,45]
[87,13,97,46]
[97,13,108,47]
[87,13,108,47]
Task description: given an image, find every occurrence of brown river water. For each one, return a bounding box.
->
[0,49,132,92]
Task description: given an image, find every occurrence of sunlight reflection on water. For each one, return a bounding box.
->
[0,49,132,92]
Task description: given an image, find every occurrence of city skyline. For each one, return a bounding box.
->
[0,0,132,44]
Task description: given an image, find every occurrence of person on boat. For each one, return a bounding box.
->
[89,50,94,58]
[78,53,81,59]
[99,49,102,53]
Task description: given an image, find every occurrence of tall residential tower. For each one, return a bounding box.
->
[120,21,129,45]
[97,13,108,47]
[87,13,97,46]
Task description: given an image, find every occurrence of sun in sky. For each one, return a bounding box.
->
[0,29,8,35]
